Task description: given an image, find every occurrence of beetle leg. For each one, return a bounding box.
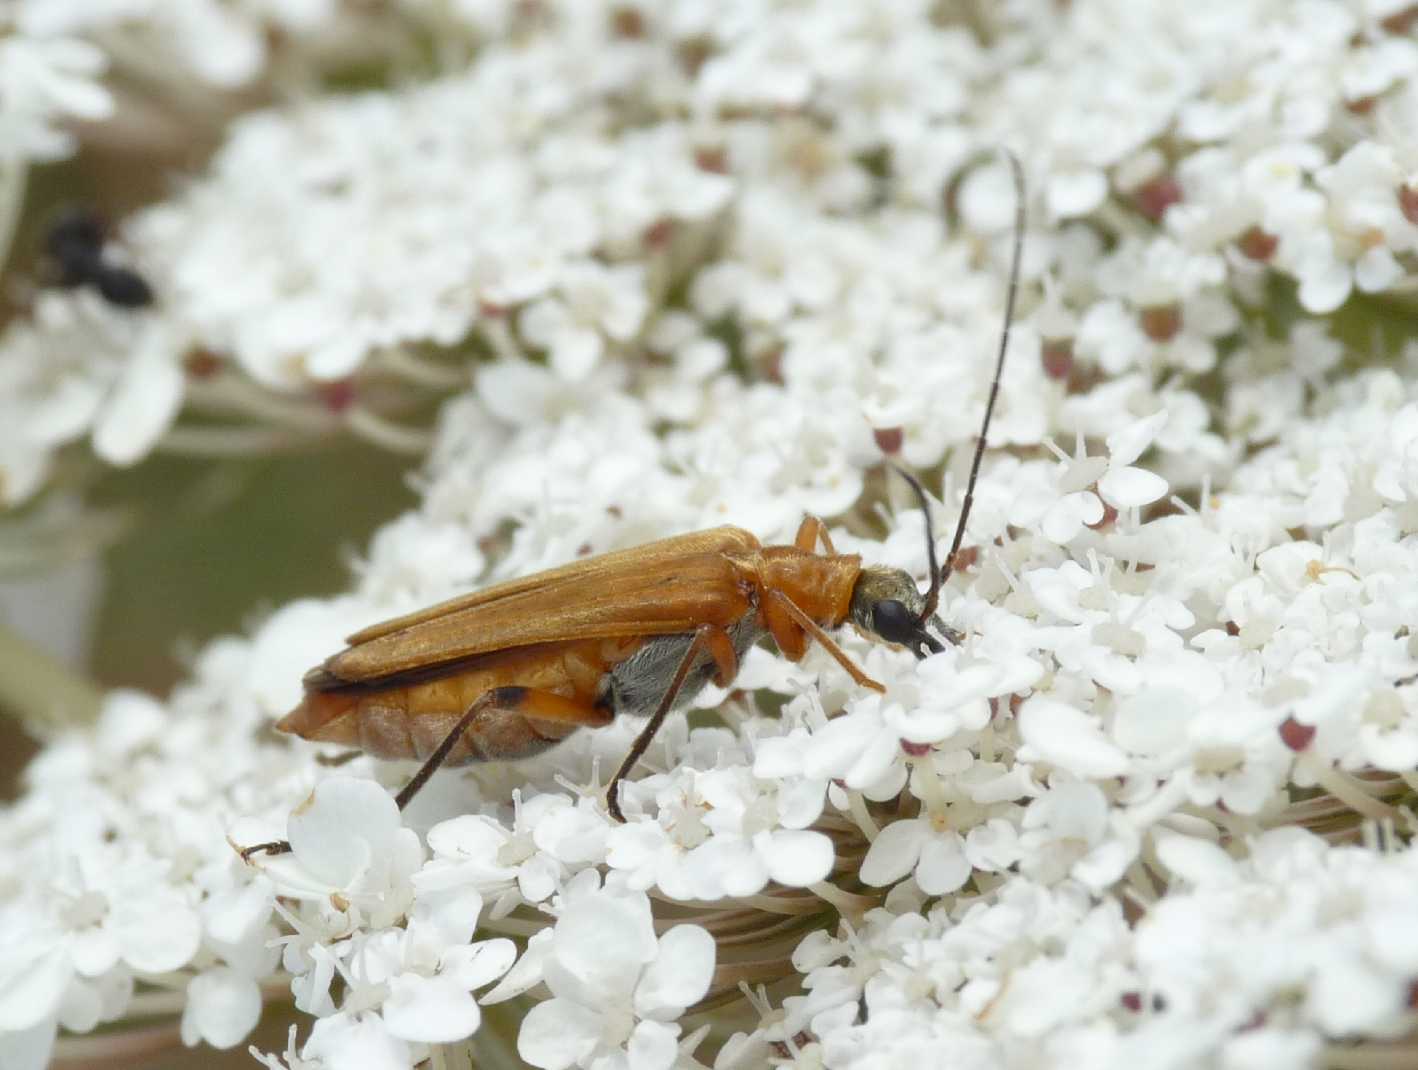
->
[793,515,837,555]
[237,838,292,862]
[764,588,886,693]
[239,687,611,864]
[607,623,736,823]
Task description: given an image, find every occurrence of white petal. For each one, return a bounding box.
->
[442,938,517,990]
[628,1019,680,1070]
[1041,492,1102,544]
[1104,412,1167,467]
[93,689,167,754]
[683,837,769,899]
[533,806,608,865]
[176,3,264,86]
[774,776,826,829]
[426,814,508,859]
[202,879,274,947]
[551,891,657,999]
[0,945,70,1031]
[480,929,551,1005]
[23,373,104,446]
[477,360,557,423]
[517,998,602,1070]
[1356,246,1402,293]
[1017,698,1129,778]
[91,331,184,466]
[859,819,926,888]
[1297,260,1352,314]
[958,161,1018,233]
[517,297,566,348]
[752,736,803,778]
[408,886,484,960]
[550,326,602,381]
[286,776,401,889]
[382,972,481,1044]
[1154,833,1236,887]
[1308,957,1402,1035]
[517,854,562,903]
[761,830,834,888]
[1046,169,1108,218]
[303,1011,412,1070]
[915,832,971,895]
[0,439,50,507]
[802,714,876,778]
[634,926,715,1017]
[1097,465,1168,509]
[115,896,201,973]
[290,943,338,1017]
[803,712,899,788]
[180,968,261,1049]
[1113,687,1195,757]
[68,928,118,979]
[57,977,101,1033]
[0,1015,57,1070]
[1222,1029,1321,1070]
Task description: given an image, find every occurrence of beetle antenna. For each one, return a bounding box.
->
[921,148,1026,621]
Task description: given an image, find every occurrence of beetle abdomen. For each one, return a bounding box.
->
[278,637,639,764]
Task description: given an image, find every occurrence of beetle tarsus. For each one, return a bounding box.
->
[237,838,292,863]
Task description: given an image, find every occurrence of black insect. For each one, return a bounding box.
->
[45,208,154,309]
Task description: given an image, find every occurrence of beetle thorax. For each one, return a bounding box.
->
[755,548,862,627]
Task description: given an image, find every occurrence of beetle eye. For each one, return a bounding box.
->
[871,599,916,644]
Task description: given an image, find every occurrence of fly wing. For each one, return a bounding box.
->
[320,526,762,686]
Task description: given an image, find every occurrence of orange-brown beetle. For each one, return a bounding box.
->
[242,152,1024,857]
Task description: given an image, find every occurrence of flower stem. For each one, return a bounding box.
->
[0,156,28,280]
[377,345,471,389]
[51,1022,182,1067]
[343,405,435,454]
[1299,755,1401,822]
[808,880,879,918]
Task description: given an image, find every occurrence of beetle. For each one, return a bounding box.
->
[239,151,1024,860]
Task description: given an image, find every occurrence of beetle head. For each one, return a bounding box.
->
[848,564,950,659]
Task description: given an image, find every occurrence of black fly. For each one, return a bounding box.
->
[45,208,154,309]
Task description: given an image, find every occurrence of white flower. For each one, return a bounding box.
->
[418,793,607,915]
[5,4,1418,1065]
[0,295,188,505]
[0,34,111,161]
[1017,698,1125,780]
[181,968,262,1050]
[519,263,650,381]
[512,875,714,1070]
[253,777,423,925]
[860,812,971,895]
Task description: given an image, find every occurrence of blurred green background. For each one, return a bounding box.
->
[0,136,420,801]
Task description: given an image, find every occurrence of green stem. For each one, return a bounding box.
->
[0,156,29,280]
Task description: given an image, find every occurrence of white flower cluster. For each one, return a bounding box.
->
[3,1,1418,1068]
[4,0,382,97]
[2,0,1416,504]
[729,826,1418,1070]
